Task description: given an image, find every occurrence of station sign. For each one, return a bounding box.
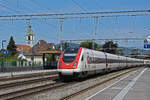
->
[144,35,150,57]
[144,44,150,49]
[3,50,9,55]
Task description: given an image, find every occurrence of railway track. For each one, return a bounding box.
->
[0,67,141,100]
[61,67,140,100]
[0,74,58,89]
[0,81,75,100]
[0,71,58,100]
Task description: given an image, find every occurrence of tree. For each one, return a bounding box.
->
[57,42,70,51]
[116,49,124,55]
[80,41,100,50]
[7,36,17,56]
[130,49,141,58]
[63,42,69,50]
[80,41,99,50]
[102,41,118,54]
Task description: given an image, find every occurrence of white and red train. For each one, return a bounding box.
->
[57,47,144,79]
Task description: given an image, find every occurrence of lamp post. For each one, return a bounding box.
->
[1,40,6,72]
[2,40,6,50]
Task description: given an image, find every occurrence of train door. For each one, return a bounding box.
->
[85,50,90,72]
[91,51,95,70]
[81,53,86,70]
[118,55,121,68]
[104,53,108,70]
[80,50,88,77]
[126,57,128,67]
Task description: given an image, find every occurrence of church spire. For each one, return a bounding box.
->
[27,25,34,35]
[26,23,34,47]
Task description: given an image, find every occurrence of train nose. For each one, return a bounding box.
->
[61,69,74,75]
[59,63,74,69]
[64,63,73,69]
[65,63,70,66]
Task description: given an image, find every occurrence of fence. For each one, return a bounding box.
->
[0,61,44,73]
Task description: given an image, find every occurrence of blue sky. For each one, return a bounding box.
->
[0,0,150,49]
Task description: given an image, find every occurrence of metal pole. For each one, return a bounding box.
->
[2,41,4,50]
[125,39,129,57]
[1,40,6,72]
[92,17,98,49]
[59,18,63,52]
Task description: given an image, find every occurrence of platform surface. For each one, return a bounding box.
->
[86,67,150,100]
[0,69,57,78]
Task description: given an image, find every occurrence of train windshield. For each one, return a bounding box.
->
[63,48,79,63]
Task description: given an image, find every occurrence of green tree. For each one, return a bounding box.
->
[7,36,17,56]
[80,41,99,50]
[63,42,69,50]
[116,49,124,55]
[130,49,141,58]
[56,42,70,51]
[102,41,118,54]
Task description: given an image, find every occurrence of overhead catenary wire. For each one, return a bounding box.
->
[1,9,150,17]
[0,3,20,13]
[29,0,54,13]
[61,37,145,43]
[0,9,149,20]
[71,0,88,12]
[0,0,39,14]
[0,13,149,21]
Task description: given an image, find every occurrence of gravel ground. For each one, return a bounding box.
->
[16,68,142,100]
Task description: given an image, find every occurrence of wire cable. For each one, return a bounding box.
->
[0,0,37,13]
[0,2,20,13]
[29,0,54,13]
[71,0,88,12]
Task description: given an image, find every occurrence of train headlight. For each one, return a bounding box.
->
[73,62,77,68]
[59,62,62,67]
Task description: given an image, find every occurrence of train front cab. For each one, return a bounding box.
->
[58,48,84,80]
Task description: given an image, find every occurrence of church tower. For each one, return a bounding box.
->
[26,24,34,47]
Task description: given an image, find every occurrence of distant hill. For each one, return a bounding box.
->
[55,43,144,57]
[118,46,144,56]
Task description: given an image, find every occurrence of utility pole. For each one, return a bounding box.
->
[92,16,98,49]
[1,40,6,72]
[59,18,63,52]
[125,39,129,57]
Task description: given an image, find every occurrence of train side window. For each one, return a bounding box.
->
[81,55,84,61]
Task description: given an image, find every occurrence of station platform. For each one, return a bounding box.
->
[86,67,150,100]
[0,69,57,78]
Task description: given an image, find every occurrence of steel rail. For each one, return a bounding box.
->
[1,82,76,100]
[0,75,58,89]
